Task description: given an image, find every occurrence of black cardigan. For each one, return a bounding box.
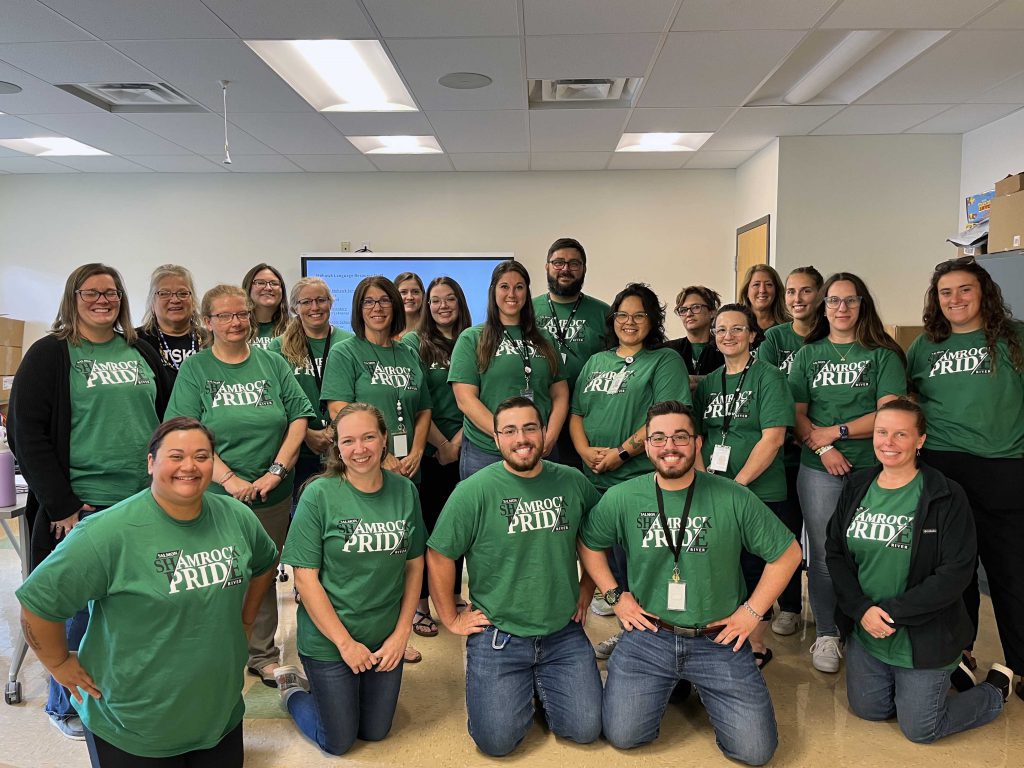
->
[825,463,976,669]
[664,336,725,377]
[8,333,171,569]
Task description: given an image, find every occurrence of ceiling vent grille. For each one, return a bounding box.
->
[55,82,205,113]
[528,78,642,109]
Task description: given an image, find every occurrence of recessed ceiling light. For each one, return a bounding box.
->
[346,135,443,155]
[615,132,713,153]
[0,81,22,94]
[438,72,492,90]
[246,39,416,112]
[0,137,109,156]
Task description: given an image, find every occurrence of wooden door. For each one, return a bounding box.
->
[736,215,770,300]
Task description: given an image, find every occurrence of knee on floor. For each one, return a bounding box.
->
[898,719,939,745]
[471,732,525,758]
[721,739,778,766]
[319,735,357,756]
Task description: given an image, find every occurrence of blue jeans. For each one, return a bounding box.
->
[287,654,405,756]
[459,439,501,481]
[846,635,1003,743]
[603,628,778,765]
[465,621,602,756]
[797,465,844,637]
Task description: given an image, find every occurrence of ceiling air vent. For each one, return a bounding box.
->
[55,82,205,113]
[528,78,642,110]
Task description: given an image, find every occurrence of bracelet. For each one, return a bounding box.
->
[219,470,235,484]
[742,601,764,621]
[439,439,450,448]
[815,445,834,456]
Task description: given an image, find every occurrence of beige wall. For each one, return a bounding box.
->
[735,139,780,267]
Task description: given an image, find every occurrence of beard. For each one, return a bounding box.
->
[654,451,696,480]
[502,442,542,473]
[547,272,585,297]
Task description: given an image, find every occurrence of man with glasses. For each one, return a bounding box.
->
[666,286,725,394]
[579,400,800,764]
[426,396,602,756]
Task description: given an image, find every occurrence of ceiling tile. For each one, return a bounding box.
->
[525,34,661,79]
[124,154,227,172]
[121,113,277,154]
[701,105,842,150]
[367,154,455,171]
[39,0,236,40]
[201,0,377,39]
[386,37,525,110]
[285,154,378,172]
[0,112,54,138]
[811,104,952,134]
[204,154,302,172]
[970,71,1024,103]
[607,152,688,169]
[426,110,528,153]
[529,108,628,152]
[821,0,1000,29]
[15,113,192,154]
[0,41,160,83]
[905,104,1024,133]
[0,0,94,43]
[111,39,313,113]
[0,156,79,173]
[228,113,357,154]
[673,0,836,30]
[638,31,804,107]
[0,61,105,113]
[970,0,1024,29]
[682,149,754,168]
[625,107,734,132]
[449,152,529,171]
[524,0,677,34]
[364,1,520,37]
[323,112,435,135]
[530,152,611,170]
[46,155,152,172]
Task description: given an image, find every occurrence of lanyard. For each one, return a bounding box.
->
[655,474,697,582]
[719,357,753,442]
[547,295,582,352]
[502,327,533,384]
[304,329,332,425]
[157,329,196,370]
[368,339,408,433]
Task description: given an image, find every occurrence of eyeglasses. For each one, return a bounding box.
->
[361,297,393,309]
[155,289,192,301]
[647,432,693,447]
[496,424,542,437]
[428,295,458,306]
[296,297,331,307]
[934,254,976,272]
[76,289,122,303]
[548,258,584,271]
[251,279,282,290]
[208,311,251,323]
[823,296,863,309]
[612,311,650,324]
[674,304,708,316]
[712,325,749,337]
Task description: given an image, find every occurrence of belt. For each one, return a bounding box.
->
[655,619,725,638]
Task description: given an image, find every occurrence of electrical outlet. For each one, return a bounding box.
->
[340,241,351,252]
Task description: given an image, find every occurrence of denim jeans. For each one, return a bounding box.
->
[459,439,502,481]
[845,635,1004,743]
[287,654,405,756]
[797,465,845,637]
[603,628,778,765]
[465,621,602,756]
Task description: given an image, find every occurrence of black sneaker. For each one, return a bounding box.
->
[984,663,1013,702]
[950,660,977,692]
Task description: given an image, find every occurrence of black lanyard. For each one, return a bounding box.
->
[157,329,197,370]
[502,327,533,384]
[547,295,582,352]
[655,474,697,581]
[719,357,753,441]
[305,329,333,422]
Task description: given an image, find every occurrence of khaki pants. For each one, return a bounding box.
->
[247,496,290,671]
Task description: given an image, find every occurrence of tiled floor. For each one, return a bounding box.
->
[1,520,1021,767]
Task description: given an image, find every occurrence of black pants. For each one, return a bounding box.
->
[777,460,804,615]
[419,454,464,599]
[923,449,1024,675]
[86,723,243,768]
[554,427,583,471]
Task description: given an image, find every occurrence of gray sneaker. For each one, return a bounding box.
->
[273,665,309,710]
[771,610,800,636]
[809,635,843,673]
[595,631,623,660]
[49,714,85,741]
[590,594,615,617]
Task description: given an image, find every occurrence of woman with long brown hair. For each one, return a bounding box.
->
[395,271,425,338]
[242,263,289,350]
[739,264,789,338]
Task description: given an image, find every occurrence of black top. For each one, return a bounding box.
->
[135,326,200,383]
[663,337,725,377]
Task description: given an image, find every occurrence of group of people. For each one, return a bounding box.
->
[7,240,1023,766]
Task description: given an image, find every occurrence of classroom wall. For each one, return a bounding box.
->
[959,108,1024,230]
[735,140,779,265]
[0,169,736,346]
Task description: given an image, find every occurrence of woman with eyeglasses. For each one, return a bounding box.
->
[907,256,1024,694]
[401,277,473,635]
[789,272,907,674]
[449,260,567,479]
[739,264,789,342]
[166,284,315,688]
[268,278,354,505]
[694,303,795,668]
[8,263,172,739]
[135,264,205,382]
[242,263,289,350]
[395,271,425,339]
[665,285,724,394]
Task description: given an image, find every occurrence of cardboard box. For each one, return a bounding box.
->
[988,190,1024,252]
[884,325,924,353]
[0,346,21,377]
[995,172,1024,197]
[958,243,987,258]
[0,318,23,348]
[0,375,12,405]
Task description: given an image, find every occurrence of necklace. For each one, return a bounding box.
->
[828,337,856,362]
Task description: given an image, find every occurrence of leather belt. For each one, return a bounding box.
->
[655,619,725,638]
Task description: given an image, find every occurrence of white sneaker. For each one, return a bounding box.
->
[595,631,623,659]
[809,635,843,673]
[771,610,800,636]
[590,594,615,617]
[273,665,309,710]
[49,714,85,741]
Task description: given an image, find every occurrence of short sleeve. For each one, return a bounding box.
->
[414,358,434,413]
[579,489,620,551]
[757,366,796,429]
[320,339,359,403]
[651,350,692,407]
[788,347,811,404]
[447,329,481,386]
[426,481,479,560]
[281,483,327,569]
[874,348,908,400]
[736,490,794,563]
[273,353,316,420]
[243,504,279,576]
[16,524,110,622]
[759,332,780,368]
[165,355,205,420]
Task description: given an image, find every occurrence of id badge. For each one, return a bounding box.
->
[667,580,687,611]
[709,443,731,473]
[520,388,534,401]
[561,352,567,364]
[392,433,409,458]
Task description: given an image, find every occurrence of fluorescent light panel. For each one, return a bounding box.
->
[346,135,443,155]
[0,137,108,156]
[246,39,416,112]
[615,132,713,153]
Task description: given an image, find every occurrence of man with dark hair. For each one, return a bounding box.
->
[579,400,801,765]
[665,285,724,394]
[426,396,602,757]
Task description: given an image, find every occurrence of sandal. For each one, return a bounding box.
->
[455,599,470,613]
[412,609,438,637]
[403,645,423,664]
[247,664,279,688]
[753,648,774,670]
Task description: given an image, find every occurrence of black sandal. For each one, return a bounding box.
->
[753,648,774,670]
[412,609,438,637]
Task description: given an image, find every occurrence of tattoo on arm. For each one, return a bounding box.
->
[628,435,644,450]
[21,618,42,651]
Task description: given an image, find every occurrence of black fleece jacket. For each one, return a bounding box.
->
[825,463,976,669]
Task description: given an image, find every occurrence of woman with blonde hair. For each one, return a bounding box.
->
[136,263,205,380]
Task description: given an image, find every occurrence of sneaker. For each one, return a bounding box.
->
[809,635,843,673]
[49,714,85,741]
[771,610,800,636]
[984,663,1013,702]
[590,594,615,617]
[950,660,977,692]
[595,631,623,660]
[273,665,309,710]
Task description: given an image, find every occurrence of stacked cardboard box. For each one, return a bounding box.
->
[0,318,24,411]
[989,172,1024,253]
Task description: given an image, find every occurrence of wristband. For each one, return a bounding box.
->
[219,470,235,484]
[815,445,834,456]
[742,601,764,621]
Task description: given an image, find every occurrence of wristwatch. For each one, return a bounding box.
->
[618,447,630,463]
[604,586,623,606]
[267,462,287,478]
[838,424,850,441]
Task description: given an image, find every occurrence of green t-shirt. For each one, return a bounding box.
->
[570,347,691,490]
[847,474,931,668]
[251,321,276,351]
[427,461,600,636]
[16,490,277,758]
[281,473,425,660]
[695,360,795,502]
[581,472,794,627]
[532,293,611,391]
[907,325,1024,458]
[166,347,316,507]
[320,337,433,475]
[402,331,462,458]
[759,322,805,377]
[447,324,566,455]
[68,337,160,506]
[789,340,907,471]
